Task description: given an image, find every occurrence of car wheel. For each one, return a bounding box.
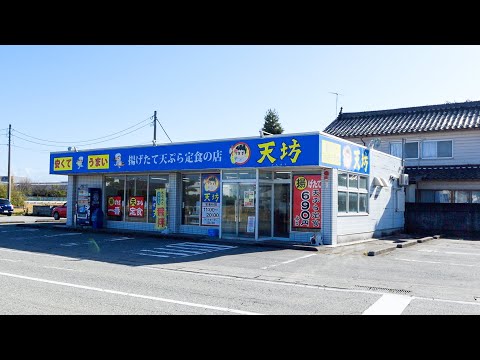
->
[53,212,60,220]
[7,213,12,216]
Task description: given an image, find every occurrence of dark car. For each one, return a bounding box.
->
[52,202,67,220]
[0,198,14,216]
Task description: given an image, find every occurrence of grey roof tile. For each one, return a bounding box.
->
[324,100,480,137]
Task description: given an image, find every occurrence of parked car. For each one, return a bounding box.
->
[0,198,14,216]
[52,203,67,220]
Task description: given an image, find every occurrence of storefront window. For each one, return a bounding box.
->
[182,174,201,225]
[348,193,358,212]
[105,176,125,221]
[338,191,347,213]
[148,175,169,224]
[338,171,368,214]
[125,175,148,222]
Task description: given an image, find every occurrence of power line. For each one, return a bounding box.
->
[12,115,153,144]
[11,121,152,149]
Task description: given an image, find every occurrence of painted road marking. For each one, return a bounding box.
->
[363,294,413,315]
[418,249,480,256]
[395,257,480,268]
[106,237,135,242]
[261,253,317,270]
[0,248,81,260]
[42,266,79,272]
[60,243,80,247]
[44,233,82,238]
[137,242,237,259]
[0,271,261,315]
[0,258,20,263]
[145,266,480,308]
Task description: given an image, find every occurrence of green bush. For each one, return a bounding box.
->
[0,184,26,207]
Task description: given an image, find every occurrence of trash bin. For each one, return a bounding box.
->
[92,208,104,229]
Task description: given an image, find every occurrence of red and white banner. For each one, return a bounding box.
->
[107,196,122,217]
[128,196,145,217]
[292,175,321,229]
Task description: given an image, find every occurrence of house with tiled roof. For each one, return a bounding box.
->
[323,100,480,235]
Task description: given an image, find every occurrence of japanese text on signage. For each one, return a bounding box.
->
[292,175,321,229]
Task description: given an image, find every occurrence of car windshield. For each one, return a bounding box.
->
[0,199,10,205]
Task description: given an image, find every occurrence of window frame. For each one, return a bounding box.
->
[337,171,369,215]
[421,139,453,159]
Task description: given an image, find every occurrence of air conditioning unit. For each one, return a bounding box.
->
[398,174,409,186]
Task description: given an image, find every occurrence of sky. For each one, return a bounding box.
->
[1,45,480,183]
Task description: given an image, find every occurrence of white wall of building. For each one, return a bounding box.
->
[336,150,405,244]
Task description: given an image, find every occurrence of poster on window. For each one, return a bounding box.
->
[292,175,321,229]
[244,190,255,207]
[201,173,220,226]
[107,196,122,217]
[128,196,145,217]
[155,189,167,230]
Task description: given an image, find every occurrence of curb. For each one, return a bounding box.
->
[366,246,397,256]
[396,240,418,248]
[417,236,436,243]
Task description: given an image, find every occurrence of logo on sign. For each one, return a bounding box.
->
[229,142,250,165]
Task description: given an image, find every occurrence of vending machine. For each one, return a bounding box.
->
[76,185,102,226]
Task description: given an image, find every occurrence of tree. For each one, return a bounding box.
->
[262,108,284,134]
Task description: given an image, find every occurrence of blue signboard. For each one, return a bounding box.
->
[49,133,370,175]
[50,134,321,174]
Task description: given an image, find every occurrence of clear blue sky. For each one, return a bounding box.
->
[1,45,480,182]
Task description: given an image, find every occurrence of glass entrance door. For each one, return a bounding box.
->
[221,183,256,238]
[273,183,290,238]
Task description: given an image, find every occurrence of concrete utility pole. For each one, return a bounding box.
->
[153,111,157,145]
[7,124,11,201]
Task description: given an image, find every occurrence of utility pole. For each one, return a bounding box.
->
[153,111,157,145]
[7,124,11,201]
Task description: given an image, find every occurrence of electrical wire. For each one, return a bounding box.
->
[12,115,153,144]
[10,144,52,152]
[157,119,173,143]
[11,121,152,149]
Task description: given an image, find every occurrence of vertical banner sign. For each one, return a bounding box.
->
[292,175,322,229]
[201,174,220,226]
[155,189,167,230]
[128,196,145,217]
[107,196,122,217]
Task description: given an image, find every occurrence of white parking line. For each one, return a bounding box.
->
[261,253,317,270]
[0,270,261,315]
[363,294,412,315]
[0,258,20,263]
[106,237,135,242]
[418,249,480,256]
[44,233,82,238]
[60,243,80,247]
[43,266,79,272]
[395,257,480,268]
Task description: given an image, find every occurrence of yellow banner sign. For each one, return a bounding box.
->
[88,154,110,170]
[321,140,341,166]
[53,157,73,171]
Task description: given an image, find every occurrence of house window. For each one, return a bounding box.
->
[390,143,403,158]
[404,141,419,159]
[472,191,480,204]
[422,140,452,158]
[454,191,469,203]
[337,171,368,214]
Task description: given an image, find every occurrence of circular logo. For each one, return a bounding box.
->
[130,197,137,206]
[294,176,308,191]
[342,145,352,169]
[229,142,251,165]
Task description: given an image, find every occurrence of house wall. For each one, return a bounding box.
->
[336,150,405,244]
[346,129,480,166]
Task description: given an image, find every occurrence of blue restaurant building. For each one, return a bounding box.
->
[49,131,405,246]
